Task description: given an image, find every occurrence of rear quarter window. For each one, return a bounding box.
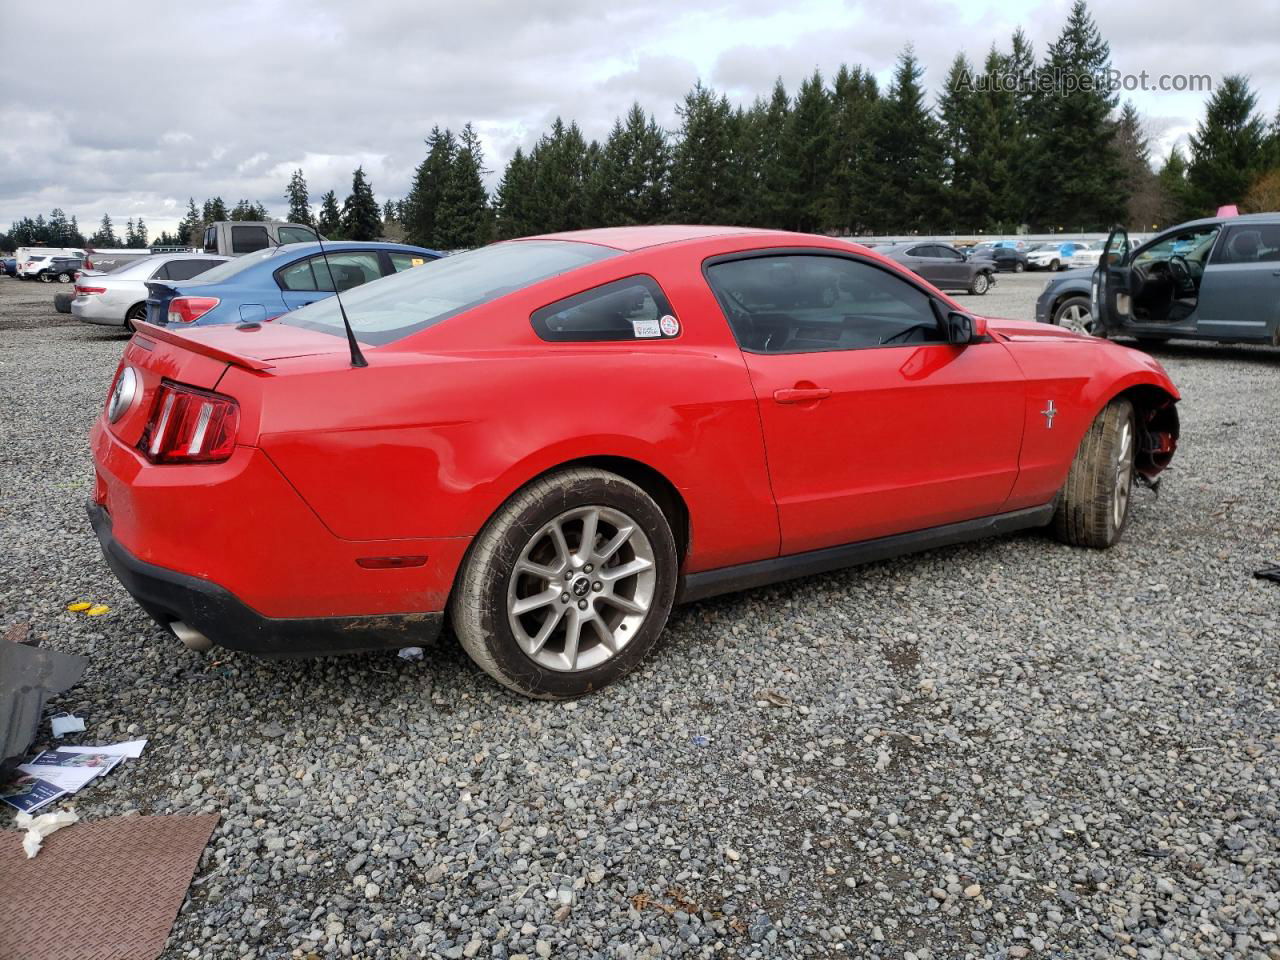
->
[531,275,677,342]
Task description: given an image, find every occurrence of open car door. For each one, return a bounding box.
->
[1092,227,1130,336]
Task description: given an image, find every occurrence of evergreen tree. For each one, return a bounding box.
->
[670,81,741,224]
[91,213,118,248]
[341,166,381,241]
[285,169,313,225]
[786,70,832,231]
[48,208,71,245]
[937,54,987,229]
[826,66,879,232]
[68,215,84,246]
[1004,28,1041,224]
[124,218,138,247]
[494,147,537,239]
[592,103,671,226]
[317,190,341,237]
[135,217,148,247]
[382,200,396,222]
[859,47,945,233]
[1032,1,1126,229]
[1157,147,1195,225]
[404,127,457,248]
[179,198,201,244]
[202,197,229,222]
[229,199,268,221]
[1186,74,1269,213]
[527,118,592,233]
[1115,102,1163,229]
[434,123,491,249]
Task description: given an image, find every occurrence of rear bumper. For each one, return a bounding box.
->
[88,502,443,657]
[73,298,125,325]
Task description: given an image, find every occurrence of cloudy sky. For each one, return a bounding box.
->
[3,0,1276,235]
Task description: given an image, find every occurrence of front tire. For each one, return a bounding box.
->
[450,467,678,699]
[1052,295,1096,336]
[1052,398,1136,548]
[1049,259,1060,271]
[38,273,51,283]
[57,272,73,283]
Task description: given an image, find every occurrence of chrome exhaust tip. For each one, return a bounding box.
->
[170,621,213,653]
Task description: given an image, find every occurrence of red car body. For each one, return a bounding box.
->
[89,226,1179,658]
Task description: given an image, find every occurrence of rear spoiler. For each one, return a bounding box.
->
[132,321,276,372]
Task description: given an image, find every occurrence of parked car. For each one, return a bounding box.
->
[90,226,1180,698]
[1026,241,1087,272]
[2,257,16,276]
[1035,268,1097,334]
[143,241,440,327]
[17,255,52,279]
[1093,213,1280,346]
[33,256,84,283]
[200,220,320,257]
[73,254,232,330]
[1067,241,1104,269]
[877,241,997,294]
[82,249,155,273]
[971,245,1029,273]
[14,246,87,274]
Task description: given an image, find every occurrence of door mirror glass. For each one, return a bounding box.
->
[944,310,984,344]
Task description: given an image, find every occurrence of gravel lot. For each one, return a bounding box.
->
[2,273,1278,960]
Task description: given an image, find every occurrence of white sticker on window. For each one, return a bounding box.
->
[632,319,661,338]
[659,314,679,336]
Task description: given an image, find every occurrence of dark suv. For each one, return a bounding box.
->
[35,256,83,283]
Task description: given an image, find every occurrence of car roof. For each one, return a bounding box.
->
[1165,212,1278,231]
[520,225,783,252]
[259,240,440,259]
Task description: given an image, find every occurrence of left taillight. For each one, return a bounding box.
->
[138,381,240,464]
[167,296,220,324]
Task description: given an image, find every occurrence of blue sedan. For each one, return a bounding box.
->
[144,241,441,326]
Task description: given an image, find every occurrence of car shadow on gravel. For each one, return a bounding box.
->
[1124,340,1280,365]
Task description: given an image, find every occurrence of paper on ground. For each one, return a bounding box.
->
[59,738,147,759]
[18,752,121,792]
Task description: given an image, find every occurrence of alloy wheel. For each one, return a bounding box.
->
[1113,418,1134,529]
[1058,304,1094,335]
[972,274,988,294]
[506,505,656,673]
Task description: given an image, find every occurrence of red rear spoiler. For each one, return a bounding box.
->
[132,321,275,372]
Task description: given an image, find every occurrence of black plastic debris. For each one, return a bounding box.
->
[0,643,88,774]
[1254,565,1280,584]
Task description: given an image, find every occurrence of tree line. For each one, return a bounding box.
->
[5,2,1279,255]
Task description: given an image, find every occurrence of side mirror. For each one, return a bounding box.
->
[946,311,986,345]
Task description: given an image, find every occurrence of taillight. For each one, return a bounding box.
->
[167,296,220,324]
[83,257,94,269]
[76,285,106,296]
[138,381,239,464]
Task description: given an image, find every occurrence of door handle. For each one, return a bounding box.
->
[773,386,831,404]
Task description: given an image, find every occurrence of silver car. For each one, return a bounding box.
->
[72,254,231,329]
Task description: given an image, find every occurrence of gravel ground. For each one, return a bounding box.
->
[1,273,1278,960]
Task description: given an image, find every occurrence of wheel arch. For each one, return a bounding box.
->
[1109,382,1179,480]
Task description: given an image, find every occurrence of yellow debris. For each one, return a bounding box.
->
[85,604,110,616]
[66,602,92,612]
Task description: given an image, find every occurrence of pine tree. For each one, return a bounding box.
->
[341,166,381,241]
[1032,1,1126,229]
[317,191,341,237]
[785,70,832,231]
[1157,147,1195,225]
[135,217,148,248]
[434,123,491,249]
[1115,102,1163,229]
[404,127,457,248]
[1004,28,1041,224]
[494,148,537,239]
[179,198,201,245]
[859,48,945,233]
[202,197,228,222]
[971,46,1021,230]
[938,54,988,230]
[826,66,879,233]
[229,199,268,221]
[285,169,313,225]
[1186,74,1269,213]
[592,103,671,226]
[124,218,138,246]
[527,118,592,233]
[68,215,84,246]
[91,214,118,248]
[48,208,70,245]
[670,82,741,224]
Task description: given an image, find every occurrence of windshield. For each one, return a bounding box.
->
[281,240,620,345]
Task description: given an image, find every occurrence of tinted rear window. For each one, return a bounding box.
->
[281,241,620,346]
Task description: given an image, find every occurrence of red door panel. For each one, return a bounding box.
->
[744,341,1026,554]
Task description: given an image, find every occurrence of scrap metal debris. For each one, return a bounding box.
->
[1254,565,1280,584]
[0,641,87,771]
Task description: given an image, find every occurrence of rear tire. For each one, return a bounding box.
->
[968,272,990,296]
[450,467,678,699]
[38,273,51,283]
[1013,261,1025,273]
[125,303,147,332]
[1052,398,1136,548]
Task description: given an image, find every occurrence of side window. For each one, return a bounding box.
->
[1213,224,1280,265]
[905,246,930,258]
[231,225,270,255]
[705,255,945,354]
[1134,226,1218,267]
[938,246,964,261]
[164,259,218,281]
[280,252,384,293]
[531,275,676,343]
[389,252,432,272]
[277,226,317,245]
[150,262,172,280]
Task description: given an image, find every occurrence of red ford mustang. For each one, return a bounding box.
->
[89,226,1179,697]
